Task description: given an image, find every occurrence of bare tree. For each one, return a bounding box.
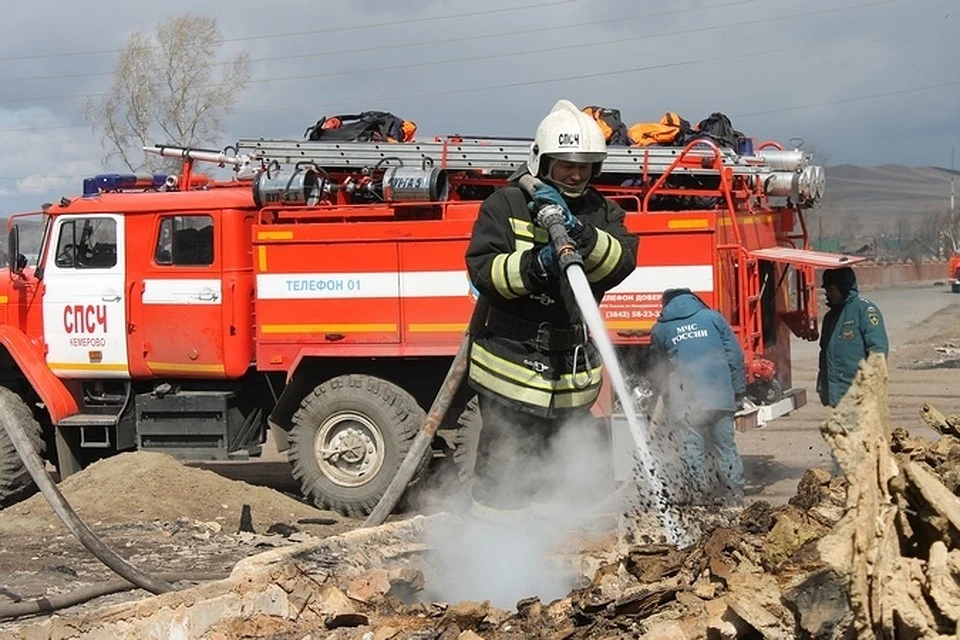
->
[915,212,944,260]
[85,14,251,172]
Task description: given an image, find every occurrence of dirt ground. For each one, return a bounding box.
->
[0,282,958,630]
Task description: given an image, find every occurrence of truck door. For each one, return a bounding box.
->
[42,214,129,378]
[137,214,226,377]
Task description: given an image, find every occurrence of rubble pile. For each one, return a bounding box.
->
[8,353,960,639]
[197,353,960,639]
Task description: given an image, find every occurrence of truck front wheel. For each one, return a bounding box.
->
[289,374,427,517]
[0,386,45,507]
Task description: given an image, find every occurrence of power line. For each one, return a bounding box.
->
[223,41,869,118]
[0,0,898,105]
[243,0,899,86]
[0,35,872,137]
[0,12,938,138]
[1,80,956,182]
[0,0,577,63]
[0,0,759,83]
[732,81,960,118]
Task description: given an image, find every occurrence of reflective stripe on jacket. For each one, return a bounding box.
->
[465,185,638,417]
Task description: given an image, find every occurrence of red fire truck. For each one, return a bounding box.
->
[948,254,960,293]
[0,130,858,515]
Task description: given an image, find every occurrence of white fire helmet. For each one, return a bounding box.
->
[527,99,607,196]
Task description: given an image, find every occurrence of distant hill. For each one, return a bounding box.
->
[816,164,955,241]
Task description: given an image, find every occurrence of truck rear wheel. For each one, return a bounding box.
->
[0,386,45,507]
[289,374,427,517]
[453,395,482,483]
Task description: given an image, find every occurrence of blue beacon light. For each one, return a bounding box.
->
[82,173,167,197]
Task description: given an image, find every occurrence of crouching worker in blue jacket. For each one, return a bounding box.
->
[649,288,747,506]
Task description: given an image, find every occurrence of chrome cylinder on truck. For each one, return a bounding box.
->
[253,163,323,207]
[380,167,448,202]
[756,149,810,172]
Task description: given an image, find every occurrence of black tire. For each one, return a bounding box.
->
[289,374,427,517]
[952,283,960,294]
[0,386,45,507]
[452,395,482,483]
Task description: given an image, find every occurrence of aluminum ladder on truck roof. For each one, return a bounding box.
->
[234,136,826,202]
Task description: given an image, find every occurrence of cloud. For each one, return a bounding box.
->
[0,106,101,211]
[15,174,77,196]
[0,0,956,212]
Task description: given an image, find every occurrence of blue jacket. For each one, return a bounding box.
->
[649,291,746,414]
[817,284,889,407]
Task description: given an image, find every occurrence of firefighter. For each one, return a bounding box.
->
[464,99,638,520]
[817,266,889,407]
[648,288,746,506]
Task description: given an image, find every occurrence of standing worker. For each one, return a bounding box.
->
[648,288,746,506]
[464,99,638,520]
[817,266,889,407]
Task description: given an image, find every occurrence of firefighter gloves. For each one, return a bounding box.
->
[531,184,579,232]
[537,243,560,278]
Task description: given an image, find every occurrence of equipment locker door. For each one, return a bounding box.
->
[42,214,129,378]
[137,214,226,378]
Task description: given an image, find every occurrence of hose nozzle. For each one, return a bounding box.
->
[536,204,582,271]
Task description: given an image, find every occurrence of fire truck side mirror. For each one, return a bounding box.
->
[7,225,22,275]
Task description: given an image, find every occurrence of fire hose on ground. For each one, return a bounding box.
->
[0,413,227,620]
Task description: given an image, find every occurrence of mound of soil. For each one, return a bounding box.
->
[0,451,333,535]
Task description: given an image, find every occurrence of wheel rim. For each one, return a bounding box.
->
[314,411,386,488]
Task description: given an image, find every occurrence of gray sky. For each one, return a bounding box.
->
[0,0,957,214]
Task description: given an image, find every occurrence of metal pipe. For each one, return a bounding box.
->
[143,144,247,167]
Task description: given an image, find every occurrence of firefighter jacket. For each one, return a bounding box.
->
[817,284,888,407]
[649,290,746,416]
[465,185,638,417]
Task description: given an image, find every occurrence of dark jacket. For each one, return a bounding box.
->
[817,283,889,407]
[465,185,638,417]
[649,290,746,416]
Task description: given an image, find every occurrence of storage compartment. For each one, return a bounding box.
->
[135,389,262,460]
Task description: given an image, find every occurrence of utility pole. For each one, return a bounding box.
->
[951,146,956,257]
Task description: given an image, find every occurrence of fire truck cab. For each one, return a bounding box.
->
[0,132,857,516]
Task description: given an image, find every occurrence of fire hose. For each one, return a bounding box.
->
[364,174,582,527]
[0,414,226,620]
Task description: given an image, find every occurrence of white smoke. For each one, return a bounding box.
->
[421,414,614,610]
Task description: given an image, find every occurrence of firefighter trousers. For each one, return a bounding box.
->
[469,394,589,521]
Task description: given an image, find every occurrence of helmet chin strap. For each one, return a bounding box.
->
[550,179,588,198]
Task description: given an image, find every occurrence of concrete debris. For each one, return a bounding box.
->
[920,402,960,438]
[817,353,960,638]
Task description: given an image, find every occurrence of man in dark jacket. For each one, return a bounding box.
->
[817,267,889,407]
[464,99,638,520]
[649,288,746,505]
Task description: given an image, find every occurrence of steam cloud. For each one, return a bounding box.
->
[422,415,614,609]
